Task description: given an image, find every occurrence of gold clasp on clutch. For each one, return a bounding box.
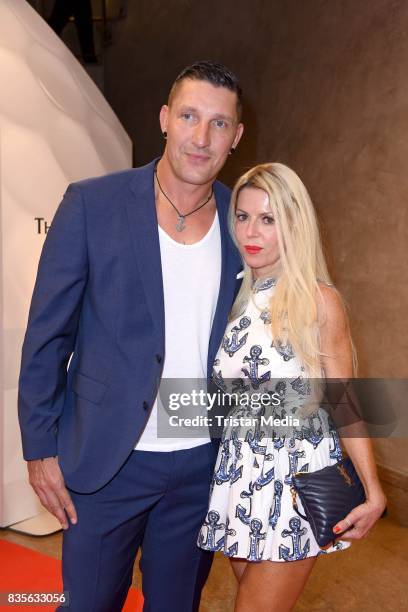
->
[337,463,353,486]
[290,485,298,507]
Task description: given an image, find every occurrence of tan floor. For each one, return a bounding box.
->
[1,515,406,611]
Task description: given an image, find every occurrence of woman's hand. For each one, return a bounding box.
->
[333,490,387,540]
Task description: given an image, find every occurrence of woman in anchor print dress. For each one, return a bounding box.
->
[197,163,387,611]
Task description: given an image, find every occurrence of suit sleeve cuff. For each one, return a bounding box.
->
[21,432,58,461]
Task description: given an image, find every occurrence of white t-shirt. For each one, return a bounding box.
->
[135,212,221,451]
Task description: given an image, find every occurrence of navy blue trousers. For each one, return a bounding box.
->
[61,443,217,611]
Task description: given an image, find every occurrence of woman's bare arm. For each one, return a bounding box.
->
[318,285,386,539]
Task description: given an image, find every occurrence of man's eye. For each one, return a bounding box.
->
[182,113,193,120]
[214,119,227,128]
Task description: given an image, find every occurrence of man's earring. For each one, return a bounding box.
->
[229,147,236,155]
[162,131,167,140]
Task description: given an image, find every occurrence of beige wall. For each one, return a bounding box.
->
[104,0,407,472]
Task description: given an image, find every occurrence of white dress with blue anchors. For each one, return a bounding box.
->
[198,278,350,562]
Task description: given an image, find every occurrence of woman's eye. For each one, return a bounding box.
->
[263,216,275,224]
[236,213,247,221]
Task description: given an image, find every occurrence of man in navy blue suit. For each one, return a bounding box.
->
[18,61,244,611]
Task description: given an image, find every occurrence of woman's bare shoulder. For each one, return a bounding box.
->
[316,282,348,333]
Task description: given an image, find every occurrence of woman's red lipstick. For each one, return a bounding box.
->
[244,245,262,254]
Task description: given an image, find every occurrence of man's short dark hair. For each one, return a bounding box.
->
[168,60,243,120]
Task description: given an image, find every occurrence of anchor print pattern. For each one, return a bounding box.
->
[268,480,283,529]
[241,345,271,389]
[284,444,309,485]
[245,405,272,457]
[198,510,226,551]
[301,411,324,448]
[279,517,311,560]
[213,432,243,485]
[247,519,267,561]
[197,278,351,562]
[232,378,250,394]
[291,376,312,396]
[271,338,295,361]
[211,358,227,392]
[329,428,343,462]
[260,309,271,324]
[222,316,251,357]
[254,277,277,292]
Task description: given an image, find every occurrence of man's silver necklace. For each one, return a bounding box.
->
[154,169,213,232]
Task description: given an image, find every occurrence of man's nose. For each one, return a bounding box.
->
[192,122,211,148]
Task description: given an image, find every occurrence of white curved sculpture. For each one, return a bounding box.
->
[0,0,132,528]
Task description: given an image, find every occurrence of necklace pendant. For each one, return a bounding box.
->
[176,215,186,232]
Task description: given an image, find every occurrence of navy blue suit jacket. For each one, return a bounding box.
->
[18,159,242,492]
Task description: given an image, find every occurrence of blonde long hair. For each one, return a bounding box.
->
[229,162,355,378]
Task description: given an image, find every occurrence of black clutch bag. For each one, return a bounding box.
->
[291,457,366,547]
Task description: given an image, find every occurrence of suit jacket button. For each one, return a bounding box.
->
[156,354,162,364]
[143,401,149,410]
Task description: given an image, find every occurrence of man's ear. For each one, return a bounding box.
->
[232,122,244,149]
[159,105,169,134]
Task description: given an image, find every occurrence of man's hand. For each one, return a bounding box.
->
[27,457,77,530]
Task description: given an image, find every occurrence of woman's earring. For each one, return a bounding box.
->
[229,147,236,155]
[162,131,167,140]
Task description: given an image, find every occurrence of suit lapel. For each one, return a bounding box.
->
[126,159,165,344]
[125,160,240,368]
